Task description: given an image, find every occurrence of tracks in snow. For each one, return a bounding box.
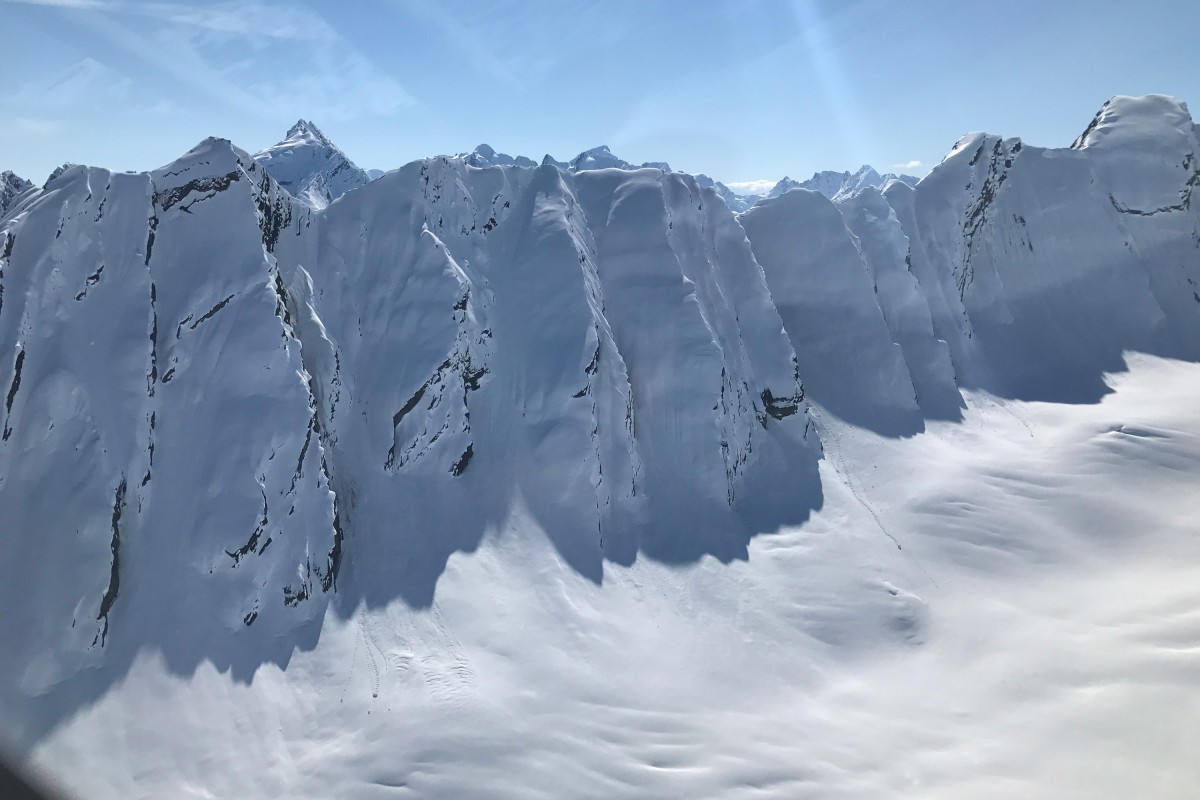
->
[814,410,939,589]
[341,601,476,708]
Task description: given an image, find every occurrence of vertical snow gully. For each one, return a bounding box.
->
[271,259,345,599]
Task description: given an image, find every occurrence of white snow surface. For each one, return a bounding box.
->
[2,94,1200,798]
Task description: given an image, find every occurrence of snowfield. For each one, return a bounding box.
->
[1,95,1199,798]
[23,355,1200,800]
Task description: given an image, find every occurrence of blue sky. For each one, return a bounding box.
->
[2,0,1198,186]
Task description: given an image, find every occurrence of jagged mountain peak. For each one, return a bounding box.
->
[1,170,34,217]
[459,143,670,173]
[754,166,918,206]
[1,169,31,190]
[254,120,369,210]
[569,145,671,173]
[766,176,802,199]
[284,118,332,146]
[569,145,628,171]
[461,143,537,169]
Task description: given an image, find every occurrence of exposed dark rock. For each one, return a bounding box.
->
[189,294,235,331]
[155,170,240,212]
[3,347,24,441]
[74,265,104,301]
[760,388,801,422]
[225,490,269,566]
[94,477,127,646]
[450,444,474,476]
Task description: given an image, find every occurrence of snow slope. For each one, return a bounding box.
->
[19,354,1200,800]
[2,94,1199,799]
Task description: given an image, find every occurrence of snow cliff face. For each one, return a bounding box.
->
[0,141,334,702]
[889,94,1200,402]
[2,94,1200,765]
[253,120,370,210]
[270,156,820,596]
[735,94,1200,426]
[0,140,822,738]
[741,188,925,435]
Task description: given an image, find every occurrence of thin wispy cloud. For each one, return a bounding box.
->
[3,0,414,122]
[1,0,330,38]
[0,0,110,8]
[395,0,524,91]
[11,117,63,135]
[8,56,132,109]
[893,160,922,170]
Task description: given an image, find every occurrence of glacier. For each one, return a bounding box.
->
[1,94,1199,799]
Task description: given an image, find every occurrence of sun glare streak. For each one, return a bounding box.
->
[790,0,876,162]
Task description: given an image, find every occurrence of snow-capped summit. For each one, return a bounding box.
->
[696,173,757,212]
[568,145,672,173]
[461,143,537,168]
[459,143,668,173]
[0,170,33,218]
[766,176,803,199]
[751,167,919,208]
[794,166,917,203]
[285,118,332,147]
[253,119,369,209]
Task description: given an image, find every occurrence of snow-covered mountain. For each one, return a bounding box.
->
[461,143,538,169]
[3,95,1200,799]
[0,170,33,217]
[253,119,370,209]
[759,165,919,205]
[459,142,671,174]
[458,144,777,217]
